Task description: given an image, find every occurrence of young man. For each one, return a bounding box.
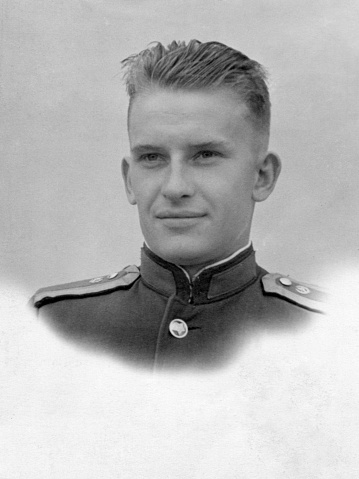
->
[32,40,326,371]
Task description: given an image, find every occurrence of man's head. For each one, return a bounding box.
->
[121,40,281,275]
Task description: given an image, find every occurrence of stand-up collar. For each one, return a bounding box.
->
[140,245,258,304]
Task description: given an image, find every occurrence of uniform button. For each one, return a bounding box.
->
[279,277,292,286]
[89,277,103,283]
[169,319,188,338]
[295,285,311,295]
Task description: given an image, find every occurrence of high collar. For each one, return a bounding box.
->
[140,244,258,305]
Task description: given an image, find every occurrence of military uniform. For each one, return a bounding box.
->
[31,245,326,371]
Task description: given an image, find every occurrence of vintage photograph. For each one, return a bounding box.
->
[1,1,359,477]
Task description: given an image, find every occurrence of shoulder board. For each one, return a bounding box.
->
[31,265,140,309]
[262,273,328,313]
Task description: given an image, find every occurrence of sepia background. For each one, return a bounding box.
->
[1,0,359,294]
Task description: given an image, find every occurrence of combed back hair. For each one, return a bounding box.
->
[122,40,271,132]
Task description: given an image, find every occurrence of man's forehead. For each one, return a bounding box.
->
[129,86,246,112]
[128,87,253,134]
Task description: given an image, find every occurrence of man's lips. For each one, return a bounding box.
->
[156,211,206,219]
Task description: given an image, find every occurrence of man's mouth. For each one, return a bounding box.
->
[156,210,205,219]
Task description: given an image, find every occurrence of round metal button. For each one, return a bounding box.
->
[169,319,188,338]
[295,285,310,295]
[89,277,103,283]
[279,277,292,286]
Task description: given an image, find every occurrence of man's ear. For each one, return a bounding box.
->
[252,152,281,202]
[121,157,137,205]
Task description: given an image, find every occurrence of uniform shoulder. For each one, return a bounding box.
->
[31,265,140,309]
[261,272,328,314]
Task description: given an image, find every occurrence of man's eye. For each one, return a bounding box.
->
[196,151,218,160]
[137,153,166,166]
[142,153,160,162]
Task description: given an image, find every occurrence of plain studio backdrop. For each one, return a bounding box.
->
[1,0,359,293]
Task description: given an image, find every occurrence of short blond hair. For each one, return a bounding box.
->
[122,40,270,132]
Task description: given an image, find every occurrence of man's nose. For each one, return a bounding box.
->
[161,162,194,200]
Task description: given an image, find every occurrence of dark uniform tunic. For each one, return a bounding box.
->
[32,245,326,371]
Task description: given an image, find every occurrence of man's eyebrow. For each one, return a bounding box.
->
[131,141,230,153]
[131,144,164,154]
[189,141,230,150]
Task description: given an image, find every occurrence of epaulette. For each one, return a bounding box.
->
[31,265,140,309]
[262,273,327,313]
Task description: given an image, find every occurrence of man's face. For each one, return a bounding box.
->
[123,87,269,271]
